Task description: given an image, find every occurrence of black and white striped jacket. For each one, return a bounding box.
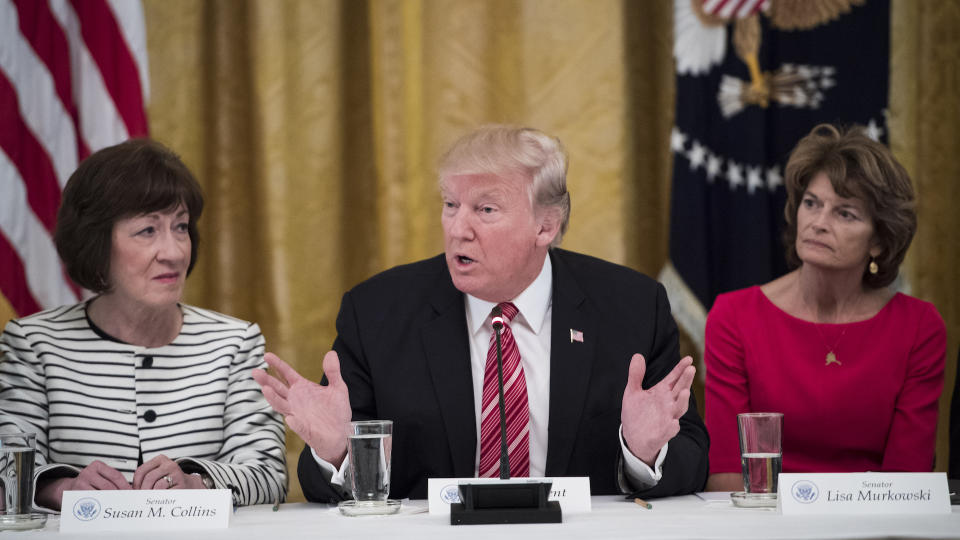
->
[0,302,287,508]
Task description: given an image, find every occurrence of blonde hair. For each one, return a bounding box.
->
[438,125,570,246]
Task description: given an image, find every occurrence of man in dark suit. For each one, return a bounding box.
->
[254,125,709,502]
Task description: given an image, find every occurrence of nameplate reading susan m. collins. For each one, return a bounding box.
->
[60,489,231,532]
[778,472,951,515]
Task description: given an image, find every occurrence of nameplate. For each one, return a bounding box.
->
[60,489,231,532]
[427,477,591,514]
[778,472,950,515]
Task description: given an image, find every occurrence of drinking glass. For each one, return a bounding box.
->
[0,432,47,530]
[338,420,400,516]
[732,412,782,508]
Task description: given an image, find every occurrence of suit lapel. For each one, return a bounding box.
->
[421,267,477,478]
[545,250,597,477]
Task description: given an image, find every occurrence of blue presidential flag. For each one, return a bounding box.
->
[661,0,890,348]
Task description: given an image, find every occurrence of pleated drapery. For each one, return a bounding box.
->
[1,0,954,501]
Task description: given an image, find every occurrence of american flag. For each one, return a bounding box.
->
[0,0,149,316]
[701,0,769,19]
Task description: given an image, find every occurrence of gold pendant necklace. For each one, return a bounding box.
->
[814,325,847,367]
[825,350,840,366]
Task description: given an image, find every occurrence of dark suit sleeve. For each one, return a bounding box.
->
[297,290,374,503]
[628,283,709,498]
[950,347,960,479]
[296,446,347,503]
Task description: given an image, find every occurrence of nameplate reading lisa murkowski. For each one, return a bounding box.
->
[778,473,950,515]
[60,489,231,532]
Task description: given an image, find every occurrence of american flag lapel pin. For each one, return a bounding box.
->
[570,329,584,343]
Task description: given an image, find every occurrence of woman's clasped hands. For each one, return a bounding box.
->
[36,455,206,511]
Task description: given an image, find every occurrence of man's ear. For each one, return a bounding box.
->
[534,208,561,248]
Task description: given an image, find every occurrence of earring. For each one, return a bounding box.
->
[869,258,879,275]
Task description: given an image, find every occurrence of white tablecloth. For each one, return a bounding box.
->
[8,495,960,539]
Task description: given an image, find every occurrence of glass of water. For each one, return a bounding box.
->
[732,412,782,508]
[0,432,47,530]
[338,420,400,516]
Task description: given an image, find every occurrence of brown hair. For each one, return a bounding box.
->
[55,139,204,293]
[782,124,916,288]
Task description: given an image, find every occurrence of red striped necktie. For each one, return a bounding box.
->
[478,302,530,478]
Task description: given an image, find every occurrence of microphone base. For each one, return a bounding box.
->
[450,481,562,525]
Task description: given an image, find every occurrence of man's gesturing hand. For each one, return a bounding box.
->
[621,354,696,466]
[253,350,352,467]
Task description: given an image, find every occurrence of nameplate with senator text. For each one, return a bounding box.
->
[60,489,231,532]
[778,472,950,515]
[428,477,591,514]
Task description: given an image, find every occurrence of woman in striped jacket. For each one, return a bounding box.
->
[0,140,286,511]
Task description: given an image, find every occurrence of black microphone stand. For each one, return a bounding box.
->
[493,309,510,480]
[450,306,562,525]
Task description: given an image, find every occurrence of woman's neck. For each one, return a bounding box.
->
[794,265,877,324]
[87,294,182,347]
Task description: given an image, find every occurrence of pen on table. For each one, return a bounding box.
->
[634,497,652,509]
[272,498,280,512]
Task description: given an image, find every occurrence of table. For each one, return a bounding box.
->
[8,495,960,539]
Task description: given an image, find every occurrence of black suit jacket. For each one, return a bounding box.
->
[298,249,709,501]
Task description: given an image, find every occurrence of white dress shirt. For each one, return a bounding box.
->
[315,253,667,491]
[464,255,666,488]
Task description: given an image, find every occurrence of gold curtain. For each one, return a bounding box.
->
[140,0,960,498]
[890,0,960,473]
[142,0,673,501]
[0,0,950,500]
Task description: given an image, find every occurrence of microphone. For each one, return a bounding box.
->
[490,305,510,480]
[449,304,562,525]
